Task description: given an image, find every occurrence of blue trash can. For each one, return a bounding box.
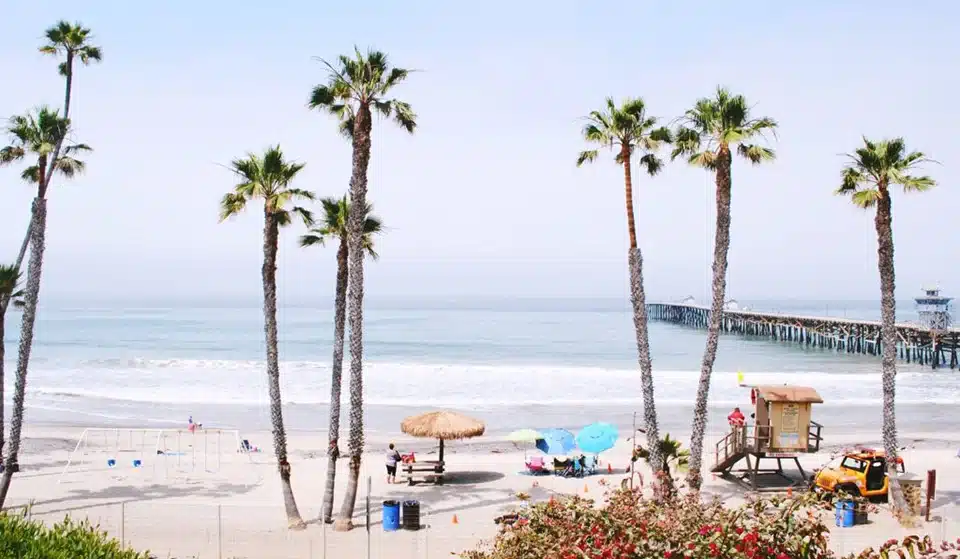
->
[835,500,855,527]
[382,500,401,531]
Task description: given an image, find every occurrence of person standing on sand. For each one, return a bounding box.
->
[385,443,401,484]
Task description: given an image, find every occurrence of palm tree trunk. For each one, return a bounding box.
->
[321,239,349,524]
[686,147,733,491]
[335,104,373,532]
[874,186,908,516]
[0,197,46,507]
[622,156,665,492]
[63,53,74,120]
[261,211,305,530]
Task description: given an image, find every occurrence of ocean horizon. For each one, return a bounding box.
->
[4,296,958,438]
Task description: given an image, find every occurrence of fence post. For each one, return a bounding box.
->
[120,501,125,548]
[217,504,223,559]
[366,476,372,559]
[322,519,327,559]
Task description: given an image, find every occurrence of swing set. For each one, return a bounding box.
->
[58,428,251,483]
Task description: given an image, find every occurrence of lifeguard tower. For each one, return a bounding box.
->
[915,287,952,331]
[711,385,824,491]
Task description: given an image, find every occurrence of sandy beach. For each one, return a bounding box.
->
[4,424,959,558]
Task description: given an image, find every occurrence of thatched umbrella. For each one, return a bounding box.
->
[400,410,485,464]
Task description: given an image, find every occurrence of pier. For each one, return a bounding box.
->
[646,303,960,370]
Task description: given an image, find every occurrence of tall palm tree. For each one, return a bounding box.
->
[5,22,103,280]
[671,87,777,491]
[220,146,315,529]
[39,20,102,121]
[836,137,936,516]
[0,266,25,469]
[308,47,416,531]
[0,108,90,507]
[575,97,671,491]
[300,196,383,524]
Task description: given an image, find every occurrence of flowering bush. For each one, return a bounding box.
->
[845,535,960,559]
[462,489,834,559]
[462,488,958,559]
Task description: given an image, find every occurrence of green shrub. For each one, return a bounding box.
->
[0,512,150,559]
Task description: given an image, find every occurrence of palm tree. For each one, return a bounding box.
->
[220,146,315,529]
[0,266,25,469]
[300,196,383,524]
[308,47,416,531]
[671,87,777,491]
[40,20,102,120]
[576,97,671,491]
[836,137,936,516]
[0,108,90,507]
[5,22,103,279]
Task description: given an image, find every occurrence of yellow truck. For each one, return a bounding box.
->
[812,449,905,500]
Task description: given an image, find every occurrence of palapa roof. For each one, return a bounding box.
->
[400,410,486,440]
[753,385,823,404]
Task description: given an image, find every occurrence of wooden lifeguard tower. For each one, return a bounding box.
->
[711,385,824,491]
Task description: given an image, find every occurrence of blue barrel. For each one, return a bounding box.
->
[835,500,855,527]
[382,500,401,531]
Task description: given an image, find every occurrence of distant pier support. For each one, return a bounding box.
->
[646,303,960,370]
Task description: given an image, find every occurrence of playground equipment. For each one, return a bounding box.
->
[711,385,824,491]
[59,428,249,483]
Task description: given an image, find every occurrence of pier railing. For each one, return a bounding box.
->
[647,303,960,370]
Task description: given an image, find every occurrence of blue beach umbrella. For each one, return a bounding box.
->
[536,428,576,455]
[575,422,619,454]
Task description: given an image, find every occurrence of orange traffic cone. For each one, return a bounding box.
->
[452,514,459,525]
[583,484,589,493]
[607,463,613,474]
[787,487,793,497]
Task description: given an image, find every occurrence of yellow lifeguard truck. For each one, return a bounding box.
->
[712,385,824,491]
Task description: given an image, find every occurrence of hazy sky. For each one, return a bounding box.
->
[1,1,956,304]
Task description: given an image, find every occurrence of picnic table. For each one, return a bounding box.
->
[401,460,445,485]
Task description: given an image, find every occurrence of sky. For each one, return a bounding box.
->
[1,1,957,305]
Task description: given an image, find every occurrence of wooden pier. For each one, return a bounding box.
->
[646,303,960,370]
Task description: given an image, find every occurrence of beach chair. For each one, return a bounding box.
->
[553,457,571,476]
[583,455,598,475]
[571,458,584,478]
[525,456,547,475]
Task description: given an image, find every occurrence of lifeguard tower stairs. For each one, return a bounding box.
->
[710,385,824,492]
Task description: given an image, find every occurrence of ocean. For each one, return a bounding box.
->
[3,297,958,439]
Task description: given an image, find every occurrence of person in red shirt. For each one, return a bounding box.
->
[727,407,746,427]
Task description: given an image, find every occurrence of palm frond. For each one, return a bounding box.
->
[0,146,25,164]
[895,174,936,192]
[299,233,326,248]
[53,156,85,177]
[737,144,776,165]
[390,100,417,133]
[851,189,880,208]
[576,150,599,167]
[836,167,864,195]
[638,153,663,176]
[219,192,248,221]
[288,206,314,227]
[670,126,701,160]
[688,150,718,170]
